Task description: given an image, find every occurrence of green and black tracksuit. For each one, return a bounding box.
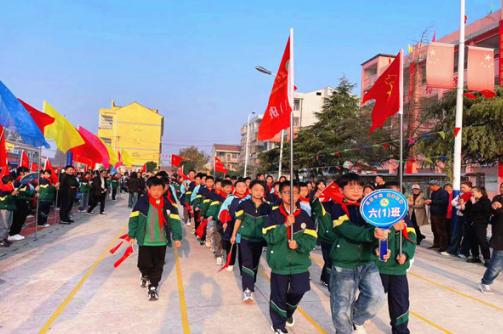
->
[38,179,56,225]
[235,198,271,292]
[128,195,182,287]
[10,180,35,236]
[374,223,416,334]
[311,198,336,286]
[263,203,317,331]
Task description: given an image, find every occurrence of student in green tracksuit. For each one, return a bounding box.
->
[79,172,92,212]
[231,180,271,303]
[263,181,317,334]
[37,170,57,227]
[374,181,417,334]
[0,175,17,247]
[128,177,183,301]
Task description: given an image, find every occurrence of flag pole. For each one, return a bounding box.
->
[289,28,295,239]
[453,0,465,204]
[399,49,404,255]
[278,129,284,178]
[34,148,42,241]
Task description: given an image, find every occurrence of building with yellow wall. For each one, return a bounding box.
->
[98,101,163,167]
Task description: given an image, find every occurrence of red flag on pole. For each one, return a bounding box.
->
[171,154,183,167]
[0,126,8,177]
[361,51,402,133]
[141,164,146,173]
[426,42,455,89]
[178,167,189,181]
[257,36,293,140]
[44,158,59,184]
[31,162,39,172]
[19,150,29,168]
[318,181,344,203]
[18,99,55,133]
[467,46,495,93]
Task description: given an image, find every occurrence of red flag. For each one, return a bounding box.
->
[171,154,183,167]
[19,150,29,168]
[0,126,8,177]
[426,42,455,89]
[113,245,134,269]
[215,157,228,174]
[18,99,55,133]
[43,158,59,184]
[115,151,123,168]
[361,51,402,133]
[31,162,39,172]
[318,182,344,203]
[257,35,293,140]
[140,164,146,173]
[71,126,107,168]
[467,46,495,93]
[218,243,236,272]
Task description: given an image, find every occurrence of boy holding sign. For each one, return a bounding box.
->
[373,181,416,334]
[328,173,387,334]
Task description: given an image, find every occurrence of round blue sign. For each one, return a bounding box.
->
[360,189,408,229]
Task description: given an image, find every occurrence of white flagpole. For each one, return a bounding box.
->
[399,49,404,255]
[453,0,465,196]
[289,28,295,239]
[278,129,285,178]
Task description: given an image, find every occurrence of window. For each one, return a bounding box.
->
[316,92,322,96]
[100,115,113,129]
[100,137,111,144]
[294,99,301,111]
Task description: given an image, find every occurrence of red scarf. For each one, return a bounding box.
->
[341,198,360,216]
[279,204,302,239]
[149,196,166,230]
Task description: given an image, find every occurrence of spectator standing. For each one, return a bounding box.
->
[449,181,473,257]
[59,165,79,224]
[425,180,449,253]
[408,184,428,245]
[88,170,108,215]
[468,187,492,265]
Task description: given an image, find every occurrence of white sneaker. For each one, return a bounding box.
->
[479,283,493,294]
[40,224,50,228]
[440,251,449,256]
[243,288,254,304]
[226,265,234,272]
[216,257,223,266]
[205,241,211,248]
[7,234,25,241]
[286,316,295,327]
[353,324,368,334]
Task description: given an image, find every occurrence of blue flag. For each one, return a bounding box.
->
[0,81,49,148]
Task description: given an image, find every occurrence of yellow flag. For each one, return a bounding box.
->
[101,140,118,165]
[121,150,134,167]
[43,101,84,152]
[407,44,413,54]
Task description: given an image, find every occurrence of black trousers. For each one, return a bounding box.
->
[88,193,105,214]
[194,209,201,234]
[410,213,425,242]
[380,274,410,334]
[460,221,479,258]
[38,201,52,225]
[320,240,332,287]
[60,192,75,221]
[112,187,118,200]
[138,245,167,287]
[473,223,491,261]
[222,240,237,266]
[270,271,310,330]
[430,214,448,251]
[10,199,29,236]
[239,239,264,292]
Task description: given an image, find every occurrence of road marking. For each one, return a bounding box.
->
[409,271,503,312]
[258,265,329,334]
[310,253,455,333]
[174,247,191,334]
[39,230,126,334]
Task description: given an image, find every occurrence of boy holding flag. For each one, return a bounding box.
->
[128,177,183,301]
[262,181,317,334]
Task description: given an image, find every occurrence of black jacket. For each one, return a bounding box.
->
[61,174,79,197]
[469,196,492,226]
[490,195,503,250]
[429,188,449,216]
[128,177,141,193]
[91,176,107,197]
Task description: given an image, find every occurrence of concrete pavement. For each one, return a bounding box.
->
[0,197,502,333]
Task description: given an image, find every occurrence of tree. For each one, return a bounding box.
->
[415,90,503,168]
[178,146,209,171]
[145,161,157,172]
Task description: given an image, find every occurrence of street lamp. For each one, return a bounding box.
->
[244,112,256,177]
[255,65,284,178]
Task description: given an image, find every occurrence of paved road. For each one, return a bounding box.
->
[0,197,502,333]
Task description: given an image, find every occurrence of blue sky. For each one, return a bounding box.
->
[0,0,496,159]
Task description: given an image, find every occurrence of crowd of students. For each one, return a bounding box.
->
[126,170,427,334]
[0,165,126,247]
